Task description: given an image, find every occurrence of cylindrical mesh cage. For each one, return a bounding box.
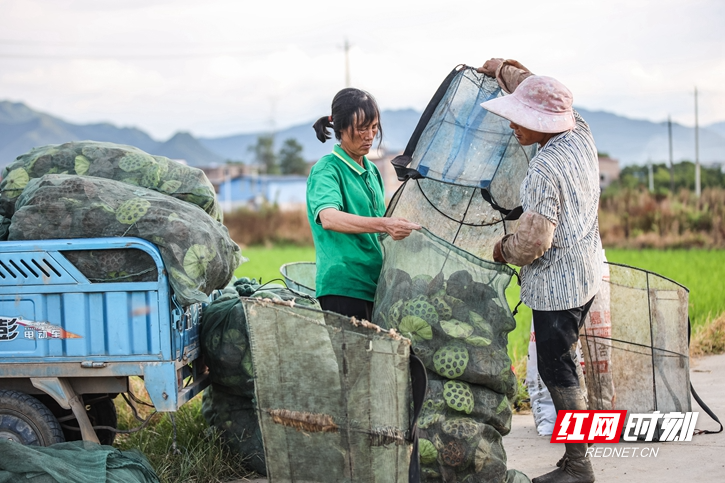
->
[386,178,514,260]
[243,299,414,482]
[581,263,691,417]
[397,67,535,190]
[279,261,316,297]
[372,228,529,483]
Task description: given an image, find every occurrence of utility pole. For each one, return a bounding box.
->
[668,115,674,193]
[648,158,654,192]
[695,87,701,197]
[343,38,351,87]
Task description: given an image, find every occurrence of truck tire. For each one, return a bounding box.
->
[0,390,65,446]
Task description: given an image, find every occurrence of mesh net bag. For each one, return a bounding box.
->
[387,66,536,261]
[8,174,241,306]
[201,384,266,475]
[0,141,222,222]
[372,228,529,482]
[392,66,535,189]
[387,178,512,261]
[581,263,691,419]
[243,299,414,482]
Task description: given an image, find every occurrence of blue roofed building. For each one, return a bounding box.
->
[217,174,308,212]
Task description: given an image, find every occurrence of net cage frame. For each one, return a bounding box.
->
[241,298,426,482]
[581,261,693,420]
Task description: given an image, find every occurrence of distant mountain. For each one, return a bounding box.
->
[198,108,421,163]
[0,101,222,168]
[1,100,723,171]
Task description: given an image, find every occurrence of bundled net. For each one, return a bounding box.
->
[581,263,691,418]
[243,299,415,482]
[388,66,535,260]
[0,141,222,222]
[200,284,320,475]
[8,174,241,306]
[372,229,528,483]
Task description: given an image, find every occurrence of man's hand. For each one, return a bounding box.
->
[383,218,421,241]
[477,58,504,77]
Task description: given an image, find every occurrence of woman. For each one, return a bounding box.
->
[307,87,420,320]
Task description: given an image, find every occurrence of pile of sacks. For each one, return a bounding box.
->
[0,141,241,306]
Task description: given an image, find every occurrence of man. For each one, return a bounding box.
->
[479,59,603,483]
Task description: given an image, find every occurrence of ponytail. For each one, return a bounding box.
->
[313,116,333,143]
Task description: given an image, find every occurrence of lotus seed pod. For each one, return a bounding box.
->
[398,315,433,342]
[430,293,453,319]
[433,343,469,379]
[115,198,150,224]
[474,438,492,473]
[418,413,441,429]
[445,295,470,321]
[119,152,154,172]
[402,295,439,326]
[442,418,479,439]
[160,179,182,194]
[443,380,474,414]
[74,155,91,176]
[388,299,404,325]
[440,319,474,339]
[441,440,466,467]
[419,439,439,465]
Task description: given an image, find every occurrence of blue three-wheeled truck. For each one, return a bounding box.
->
[0,237,209,446]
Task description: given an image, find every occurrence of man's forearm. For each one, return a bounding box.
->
[318,208,386,234]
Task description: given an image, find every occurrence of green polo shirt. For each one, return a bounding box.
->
[306,144,386,301]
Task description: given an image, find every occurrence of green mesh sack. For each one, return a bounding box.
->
[0,216,9,241]
[374,229,518,397]
[0,141,222,222]
[373,228,529,483]
[243,299,414,482]
[201,384,266,475]
[9,174,241,306]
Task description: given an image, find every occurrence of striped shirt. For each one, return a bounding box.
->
[519,111,603,311]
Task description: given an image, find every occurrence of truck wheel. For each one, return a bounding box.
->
[0,390,65,446]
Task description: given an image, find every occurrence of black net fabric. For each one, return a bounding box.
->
[396,66,535,190]
[9,174,241,306]
[386,178,514,261]
[581,263,690,416]
[372,229,529,483]
[61,249,158,283]
[0,141,222,222]
[243,299,413,482]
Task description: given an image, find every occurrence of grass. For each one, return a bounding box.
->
[114,380,253,483]
[236,244,315,285]
[604,249,725,330]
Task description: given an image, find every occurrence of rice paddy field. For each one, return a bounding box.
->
[236,245,725,365]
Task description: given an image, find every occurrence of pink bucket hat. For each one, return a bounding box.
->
[480,75,575,133]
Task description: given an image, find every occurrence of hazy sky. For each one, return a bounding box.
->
[1,0,723,140]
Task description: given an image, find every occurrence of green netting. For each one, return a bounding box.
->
[581,263,690,416]
[0,216,8,241]
[200,282,319,396]
[8,174,241,306]
[0,141,222,222]
[0,440,159,483]
[201,384,266,475]
[243,299,413,482]
[372,228,529,483]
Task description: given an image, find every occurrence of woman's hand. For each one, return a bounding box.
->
[477,58,504,77]
[383,217,421,240]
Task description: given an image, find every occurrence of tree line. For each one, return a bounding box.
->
[248,135,308,175]
[606,160,725,195]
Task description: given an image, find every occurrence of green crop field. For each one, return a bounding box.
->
[605,249,725,329]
